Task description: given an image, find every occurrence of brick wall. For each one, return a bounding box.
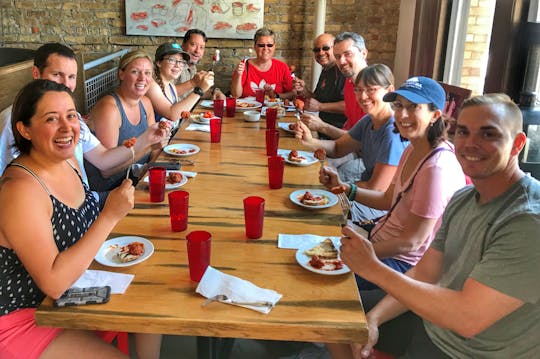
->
[1,0,400,90]
[460,0,495,95]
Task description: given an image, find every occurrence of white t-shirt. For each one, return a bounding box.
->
[0,105,100,184]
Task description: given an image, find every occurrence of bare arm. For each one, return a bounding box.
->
[304,97,346,114]
[0,173,134,299]
[230,61,245,98]
[301,113,347,140]
[342,230,525,339]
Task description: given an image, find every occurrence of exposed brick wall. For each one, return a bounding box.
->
[460,0,495,95]
[1,0,400,91]
[0,0,400,87]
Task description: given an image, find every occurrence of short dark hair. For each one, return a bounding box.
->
[11,79,74,155]
[33,43,76,73]
[182,29,207,45]
[462,93,523,136]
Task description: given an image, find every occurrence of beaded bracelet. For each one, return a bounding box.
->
[348,183,357,201]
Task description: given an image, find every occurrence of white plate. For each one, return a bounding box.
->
[235,99,262,111]
[289,189,338,209]
[264,99,283,107]
[164,143,200,157]
[143,170,188,189]
[277,122,296,133]
[190,114,211,124]
[95,236,154,268]
[295,241,350,275]
[200,100,214,108]
[278,149,318,166]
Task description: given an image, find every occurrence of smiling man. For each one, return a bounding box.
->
[294,33,347,133]
[327,93,540,359]
[174,29,217,100]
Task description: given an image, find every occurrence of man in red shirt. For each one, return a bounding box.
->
[301,32,368,140]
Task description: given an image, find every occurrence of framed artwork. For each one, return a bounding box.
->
[126,0,264,39]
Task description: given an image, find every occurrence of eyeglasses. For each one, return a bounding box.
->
[256,43,274,48]
[391,101,423,113]
[164,57,187,67]
[312,45,332,53]
[353,86,384,96]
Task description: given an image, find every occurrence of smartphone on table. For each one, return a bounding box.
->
[54,286,111,307]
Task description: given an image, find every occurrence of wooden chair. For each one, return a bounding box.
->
[437,82,472,135]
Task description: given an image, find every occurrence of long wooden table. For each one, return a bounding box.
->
[35,106,367,351]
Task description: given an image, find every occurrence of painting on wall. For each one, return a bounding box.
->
[126,0,264,39]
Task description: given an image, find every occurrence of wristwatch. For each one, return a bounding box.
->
[193,86,204,96]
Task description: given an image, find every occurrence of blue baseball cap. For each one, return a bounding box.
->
[383,76,446,111]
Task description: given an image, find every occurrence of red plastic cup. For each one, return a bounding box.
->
[265,129,279,156]
[213,99,224,118]
[209,117,222,143]
[186,230,211,282]
[225,97,237,117]
[267,156,285,189]
[265,107,277,129]
[255,89,265,104]
[148,166,166,202]
[243,196,265,239]
[168,190,189,232]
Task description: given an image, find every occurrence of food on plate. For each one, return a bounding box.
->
[214,21,232,30]
[181,111,191,119]
[304,238,338,258]
[314,148,326,161]
[167,172,183,184]
[122,137,136,148]
[283,99,291,107]
[293,98,305,112]
[202,111,214,118]
[288,123,298,131]
[170,148,197,155]
[288,150,306,163]
[237,101,258,108]
[115,242,145,263]
[304,239,344,271]
[297,191,329,206]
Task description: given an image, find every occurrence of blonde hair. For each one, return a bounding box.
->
[118,50,152,71]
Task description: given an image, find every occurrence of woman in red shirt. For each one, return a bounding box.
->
[230,27,295,99]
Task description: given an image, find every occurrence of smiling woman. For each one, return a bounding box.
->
[85,50,160,193]
[0,79,138,358]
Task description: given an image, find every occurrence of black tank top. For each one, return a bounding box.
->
[0,162,99,315]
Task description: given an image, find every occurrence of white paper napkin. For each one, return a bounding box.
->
[277,234,341,249]
[185,123,210,132]
[180,171,197,178]
[72,270,134,294]
[196,266,282,314]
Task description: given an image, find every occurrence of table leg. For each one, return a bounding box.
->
[196,337,235,359]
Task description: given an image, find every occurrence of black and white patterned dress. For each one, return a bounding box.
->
[0,162,99,315]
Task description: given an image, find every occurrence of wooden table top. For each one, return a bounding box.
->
[35,107,367,344]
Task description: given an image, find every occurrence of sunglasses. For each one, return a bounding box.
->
[257,43,274,48]
[312,45,332,53]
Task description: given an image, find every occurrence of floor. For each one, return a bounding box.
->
[130,335,330,359]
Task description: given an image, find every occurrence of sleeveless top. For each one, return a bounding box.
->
[85,92,151,192]
[155,83,177,122]
[0,162,99,315]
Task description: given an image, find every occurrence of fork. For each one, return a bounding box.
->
[337,192,351,227]
[201,294,274,308]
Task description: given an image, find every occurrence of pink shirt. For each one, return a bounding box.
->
[370,141,466,265]
[342,78,365,130]
[233,58,293,97]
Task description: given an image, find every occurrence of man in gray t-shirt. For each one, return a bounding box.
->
[328,94,539,359]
